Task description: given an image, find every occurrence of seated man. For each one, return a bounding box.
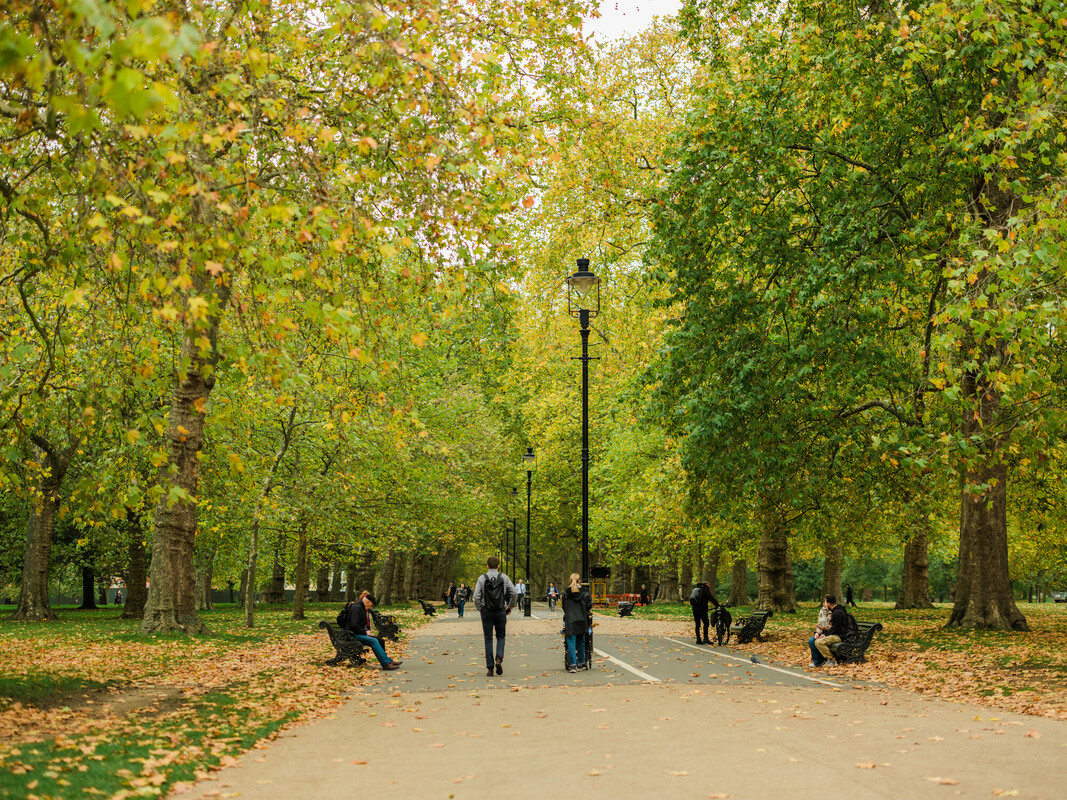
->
[808,594,848,668]
[344,593,402,671]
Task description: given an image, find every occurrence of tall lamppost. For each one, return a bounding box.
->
[523,446,535,615]
[566,258,600,584]
[509,486,519,579]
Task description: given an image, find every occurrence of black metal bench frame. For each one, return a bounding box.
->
[371,609,401,641]
[617,601,635,617]
[417,599,437,616]
[730,609,773,644]
[318,621,368,666]
[829,621,883,664]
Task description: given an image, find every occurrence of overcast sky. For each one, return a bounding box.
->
[585,0,684,42]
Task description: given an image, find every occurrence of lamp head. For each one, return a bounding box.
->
[523,446,535,470]
[566,258,600,317]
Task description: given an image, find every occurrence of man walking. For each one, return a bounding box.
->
[516,578,527,612]
[688,580,719,644]
[473,556,517,677]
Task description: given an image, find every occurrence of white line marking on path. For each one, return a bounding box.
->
[664,637,845,688]
[593,648,662,682]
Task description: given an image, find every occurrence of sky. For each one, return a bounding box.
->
[585,0,684,42]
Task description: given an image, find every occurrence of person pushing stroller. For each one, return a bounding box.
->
[562,573,593,673]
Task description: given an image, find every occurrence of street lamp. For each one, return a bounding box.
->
[566,258,600,584]
[509,486,518,579]
[523,446,535,616]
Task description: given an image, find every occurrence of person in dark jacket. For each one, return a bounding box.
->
[689,581,719,644]
[562,573,593,672]
[844,583,858,607]
[344,593,402,670]
[639,584,651,606]
[456,583,469,617]
[808,595,849,668]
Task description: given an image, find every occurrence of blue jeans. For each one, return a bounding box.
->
[480,609,508,668]
[458,599,466,617]
[565,633,587,667]
[808,635,825,666]
[354,633,393,667]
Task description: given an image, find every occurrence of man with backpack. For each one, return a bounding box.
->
[688,581,720,644]
[808,594,852,668]
[473,556,518,677]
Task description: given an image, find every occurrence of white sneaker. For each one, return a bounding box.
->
[827,659,838,667]
[808,661,816,668]
[567,665,578,673]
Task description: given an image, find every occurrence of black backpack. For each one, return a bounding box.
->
[483,574,507,611]
[336,603,351,628]
[845,611,859,634]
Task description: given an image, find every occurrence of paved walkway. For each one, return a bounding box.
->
[184,605,1067,799]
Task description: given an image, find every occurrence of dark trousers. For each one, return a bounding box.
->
[480,609,508,668]
[691,603,709,641]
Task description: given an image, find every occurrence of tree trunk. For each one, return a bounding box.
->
[293,521,309,620]
[660,556,680,604]
[377,550,396,604]
[703,546,720,595]
[345,564,356,602]
[11,443,70,622]
[822,544,843,602]
[238,568,248,607]
[121,515,148,620]
[330,561,343,601]
[756,511,795,613]
[947,461,1028,629]
[897,523,934,609]
[728,558,749,605]
[391,549,406,602]
[264,552,286,604]
[679,545,694,595]
[79,565,98,610]
[316,564,330,602]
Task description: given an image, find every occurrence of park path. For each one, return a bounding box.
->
[181,605,1067,799]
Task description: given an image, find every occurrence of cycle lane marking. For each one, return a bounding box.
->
[663,637,846,688]
[592,647,663,682]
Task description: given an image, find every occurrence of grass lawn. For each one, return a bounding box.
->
[0,602,427,800]
[603,600,1067,719]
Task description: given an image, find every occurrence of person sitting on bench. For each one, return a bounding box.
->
[343,593,403,671]
[808,595,847,668]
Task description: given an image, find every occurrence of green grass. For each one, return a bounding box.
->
[0,674,111,706]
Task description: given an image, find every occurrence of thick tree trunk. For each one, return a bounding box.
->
[293,521,309,620]
[897,523,934,609]
[97,574,110,607]
[79,566,98,610]
[660,557,680,604]
[345,564,356,602]
[316,564,330,602]
[264,553,286,604]
[238,568,248,607]
[728,558,749,606]
[377,550,396,604]
[679,545,694,596]
[947,461,1028,629]
[703,546,720,595]
[11,444,70,622]
[756,512,795,613]
[822,544,843,602]
[121,516,148,620]
[330,561,343,602]
[391,549,406,602]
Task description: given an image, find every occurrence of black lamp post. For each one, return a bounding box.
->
[566,258,600,584]
[523,446,535,616]
[509,486,518,578]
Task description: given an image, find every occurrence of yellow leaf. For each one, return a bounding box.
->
[411,332,429,348]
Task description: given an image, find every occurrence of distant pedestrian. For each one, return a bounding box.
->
[447,582,457,608]
[639,584,651,606]
[473,556,517,677]
[456,583,469,617]
[516,578,527,611]
[114,590,123,605]
[546,583,560,610]
[845,583,858,608]
[562,573,593,672]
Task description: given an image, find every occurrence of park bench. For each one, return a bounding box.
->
[318,621,368,667]
[371,609,401,642]
[617,601,635,617]
[418,599,437,616]
[829,621,883,664]
[729,609,773,644]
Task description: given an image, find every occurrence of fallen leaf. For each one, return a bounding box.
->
[924,777,959,785]
[707,794,731,799]
[992,791,1020,797]
[856,762,877,769]
[1025,730,1042,739]
[668,771,689,776]
[352,760,367,765]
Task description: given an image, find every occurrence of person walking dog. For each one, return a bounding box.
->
[473,556,517,677]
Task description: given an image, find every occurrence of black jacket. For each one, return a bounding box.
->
[828,604,850,638]
[344,600,371,635]
[561,587,593,637]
